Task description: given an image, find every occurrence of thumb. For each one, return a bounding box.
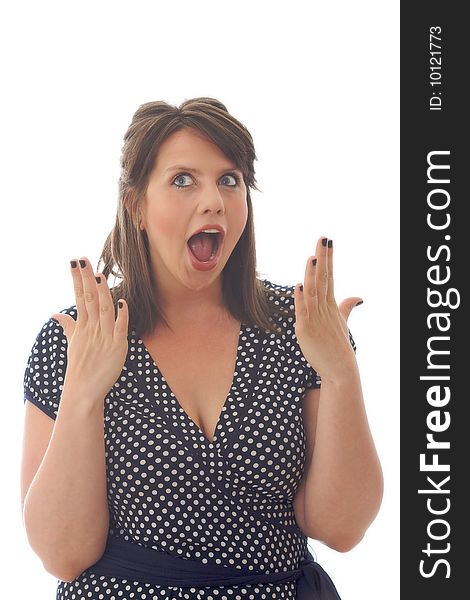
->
[338,297,363,323]
[51,313,76,342]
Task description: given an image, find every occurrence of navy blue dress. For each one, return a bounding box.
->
[23,279,352,600]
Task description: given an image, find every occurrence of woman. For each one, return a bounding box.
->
[21,97,383,599]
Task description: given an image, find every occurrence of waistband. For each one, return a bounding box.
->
[83,534,341,599]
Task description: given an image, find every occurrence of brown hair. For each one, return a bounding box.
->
[96,97,294,338]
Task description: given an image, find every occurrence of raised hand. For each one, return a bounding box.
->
[293,237,363,383]
[51,257,129,404]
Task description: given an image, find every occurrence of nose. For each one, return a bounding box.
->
[197,182,226,214]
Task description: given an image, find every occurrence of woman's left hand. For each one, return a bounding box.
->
[293,236,363,383]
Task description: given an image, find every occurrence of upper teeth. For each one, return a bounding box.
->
[201,229,220,234]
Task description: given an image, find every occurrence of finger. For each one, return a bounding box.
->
[293,283,308,328]
[77,257,99,323]
[114,298,129,343]
[326,238,335,303]
[50,312,75,341]
[315,236,329,301]
[94,272,116,334]
[339,297,364,322]
[70,258,88,323]
[303,254,318,311]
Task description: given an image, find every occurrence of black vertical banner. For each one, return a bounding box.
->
[401,2,467,598]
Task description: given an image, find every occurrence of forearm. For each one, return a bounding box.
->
[302,363,383,550]
[23,385,109,580]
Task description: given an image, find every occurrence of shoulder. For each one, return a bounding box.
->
[259,277,296,330]
[259,278,322,389]
[259,277,298,342]
[35,305,78,353]
[58,304,78,318]
[260,277,296,304]
[260,279,295,312]
[31,304,77,350]
[26,304,78,374]
[23,304,78,419]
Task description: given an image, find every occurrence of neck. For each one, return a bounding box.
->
[147,249,232,325]
[155,277,228,324]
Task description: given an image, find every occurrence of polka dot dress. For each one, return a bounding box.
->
[23,279,347,600]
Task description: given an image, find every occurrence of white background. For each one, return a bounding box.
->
[1,1,399,598]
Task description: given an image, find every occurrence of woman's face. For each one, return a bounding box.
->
[140,127,248,293]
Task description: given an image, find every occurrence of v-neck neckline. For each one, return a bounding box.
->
[137,322,245,447]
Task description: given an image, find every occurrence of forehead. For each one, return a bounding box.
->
[153,128,237,171]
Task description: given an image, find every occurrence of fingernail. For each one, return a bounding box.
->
[312,258,317,266]
[328,239,333,248]
[70,260,77,268]
[118,301,123,309]
[79,259,86,268]
[299,285,303,292]
[95,276,101,284]
[322,238,328,247]
[355,300,364,306]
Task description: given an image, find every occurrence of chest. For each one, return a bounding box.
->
[141,320,241,443]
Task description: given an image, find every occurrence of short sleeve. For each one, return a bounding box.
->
[304,327,357,390]
[348,328,357,353]
[23,308,75,420]
[305,363,322,389]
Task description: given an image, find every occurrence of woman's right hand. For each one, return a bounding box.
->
[51,257,129,404]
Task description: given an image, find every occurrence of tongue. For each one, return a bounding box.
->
[188,232,215,262]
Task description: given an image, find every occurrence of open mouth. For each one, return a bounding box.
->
[187,231,222,263]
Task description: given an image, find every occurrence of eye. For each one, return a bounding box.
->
[172,171,241,190]
[172,173,193,188]
[220,173,240,186]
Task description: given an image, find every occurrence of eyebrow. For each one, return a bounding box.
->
[164,164,241,175]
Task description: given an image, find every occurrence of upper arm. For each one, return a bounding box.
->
[20,401,55,516]
[21,314,69,516]
[293,387,321,537]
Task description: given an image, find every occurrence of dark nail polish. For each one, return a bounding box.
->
[312,258,317,266]
[322,238,328,247]
[356,300,364,306]
[70,260,77,268]
[118,301,123,309]
[95,276,101,284]
[79,259,86,268]
[328,239,333,248]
